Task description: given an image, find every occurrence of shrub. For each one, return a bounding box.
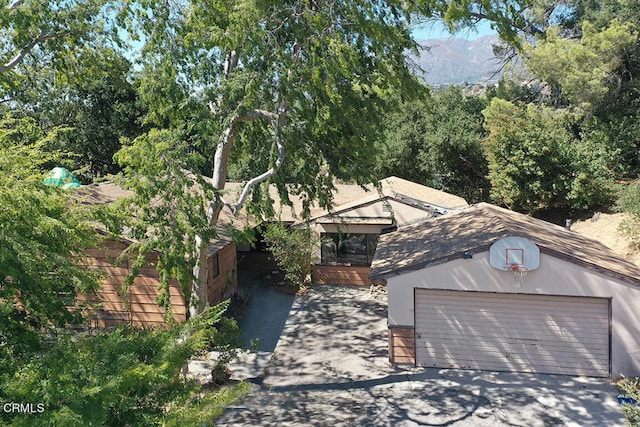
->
[617,376,640,425]
[0,303,239,426]
[263,222,314,289]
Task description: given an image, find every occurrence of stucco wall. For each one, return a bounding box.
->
[387,251,640,377]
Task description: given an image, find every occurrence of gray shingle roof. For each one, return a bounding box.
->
[369,203,640,285]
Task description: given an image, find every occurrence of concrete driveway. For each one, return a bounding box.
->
[216,283,627,426]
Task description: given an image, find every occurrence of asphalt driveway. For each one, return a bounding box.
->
[216,283,627,426]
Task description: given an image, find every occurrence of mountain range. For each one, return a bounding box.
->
[411,35,504,86]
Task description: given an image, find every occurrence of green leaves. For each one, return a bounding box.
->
[0,115,101,359]
[263,222,314,289]
[524,20,638,112]
[378,86,489,203]
[108,129,218,305]
[0,304,239,426]
[482,99,615,212]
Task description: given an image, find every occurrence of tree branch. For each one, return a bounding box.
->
[7,0,22,10]
[0,31,67,73]
[468,11,543,37]
[217,42,301,215]
[230,127,286,213]
[211,109,280,216]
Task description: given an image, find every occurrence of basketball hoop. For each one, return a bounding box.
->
[508,264,528,288]
[490,236,540,290]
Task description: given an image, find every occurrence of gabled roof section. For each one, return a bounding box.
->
[222,181,373,223]
[370,203,640,285]
[304,176,468,224]
[381,176,469,211]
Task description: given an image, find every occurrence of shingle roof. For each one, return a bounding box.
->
[79,181,132,205]
[381,176,469,210]
[304,176,468,224]
[78,181,236,253]
[369,202,640,285]
[222,181,373,223]
[82,177,469,255]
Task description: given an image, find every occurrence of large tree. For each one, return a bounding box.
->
[0,0,118,100]
[482,98,615,213]
[110,0,431,317]
[378,86,489,203]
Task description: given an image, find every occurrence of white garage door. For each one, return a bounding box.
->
[415,290,610,377]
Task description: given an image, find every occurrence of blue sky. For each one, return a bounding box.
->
[411,19,497,41]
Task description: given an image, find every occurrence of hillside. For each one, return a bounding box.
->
[571,212,640,267]
[412,35,503,85]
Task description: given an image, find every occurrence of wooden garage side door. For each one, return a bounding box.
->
[415,290,610,377]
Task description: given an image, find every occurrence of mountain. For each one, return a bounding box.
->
[411,35,503,86]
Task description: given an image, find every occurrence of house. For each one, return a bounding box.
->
[78,181,238,328]
[77,176,466,327]
[229,176,468,285]
[369,202,640,378]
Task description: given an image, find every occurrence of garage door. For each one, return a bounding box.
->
[415,290,610,377]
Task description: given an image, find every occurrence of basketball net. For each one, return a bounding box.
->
[508,264,528,288]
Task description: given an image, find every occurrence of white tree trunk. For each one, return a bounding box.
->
[188,46,296,318]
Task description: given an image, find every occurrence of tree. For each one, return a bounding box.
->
[0,0,116,101]
[111,0,432,317]
[6,48,147,181]
[378,86,490,202]
[523,20,637,112]
[420,0,571,47]
[0,115,101,361]
[482,98,614,213]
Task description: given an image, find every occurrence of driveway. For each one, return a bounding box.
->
[216,283,627,426]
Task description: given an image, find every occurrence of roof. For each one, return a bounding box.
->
[79,181,132,205]
[380,176,468,210]
[369,202,640,285]
[81,176,469,253]
[223,177,468,226]
[222,181,373,223]
[78,181,235,253]
[302,176,468,224]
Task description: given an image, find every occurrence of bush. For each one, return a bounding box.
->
[0,303,239,426]
[263,222,314,289]
[617,376,640,425]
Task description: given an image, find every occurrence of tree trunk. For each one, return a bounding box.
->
[188,46,295,318]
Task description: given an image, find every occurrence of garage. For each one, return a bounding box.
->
[370,203,640,378]
[415,289,610,377]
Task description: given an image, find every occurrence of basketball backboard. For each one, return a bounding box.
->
[489,236,540,271]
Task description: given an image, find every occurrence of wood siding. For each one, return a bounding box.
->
[389,327,415,364]
[414,290,610,377]
[313,265,371,286]
[206,243,238,305]
[80,239,186,328]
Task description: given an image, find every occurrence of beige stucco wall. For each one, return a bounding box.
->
[387,251,640,377]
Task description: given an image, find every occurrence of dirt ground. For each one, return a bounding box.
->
[570,212,640,267]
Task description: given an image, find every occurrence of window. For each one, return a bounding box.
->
[320,233,378,266]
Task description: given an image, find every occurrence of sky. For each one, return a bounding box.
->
[411,19,497,41]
